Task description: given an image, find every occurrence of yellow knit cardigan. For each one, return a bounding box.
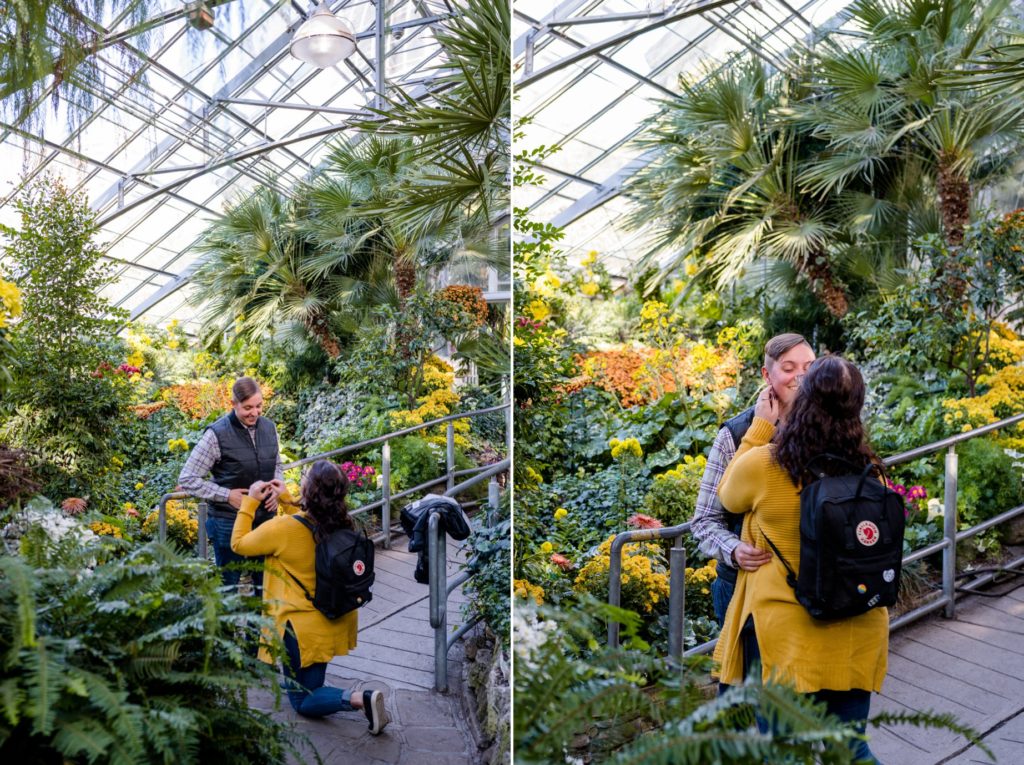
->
[711,416,889,693]
[231,493,358,667]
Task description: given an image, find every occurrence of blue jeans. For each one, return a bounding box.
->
[205,515,263,594]
[282,626,353,717]
[813,689,880,764]
[712,571,736,627]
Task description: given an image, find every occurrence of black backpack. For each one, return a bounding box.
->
[761,455,905,620]
[287,515,375,619]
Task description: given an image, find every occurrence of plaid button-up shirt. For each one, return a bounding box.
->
[691,425,741,567]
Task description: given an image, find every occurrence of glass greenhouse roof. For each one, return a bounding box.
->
[0,0,459,333]
[513,0,858,282]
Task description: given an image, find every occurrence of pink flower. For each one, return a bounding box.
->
[125,507,140,518]
[627,513,663,530]
[550,553,573,571]
[61,497,88,515]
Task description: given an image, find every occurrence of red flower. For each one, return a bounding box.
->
[627,513,663,529]
[550,553,573,571]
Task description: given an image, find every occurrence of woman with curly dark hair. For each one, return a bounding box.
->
[712,356,886,763]
[230,459,388,733]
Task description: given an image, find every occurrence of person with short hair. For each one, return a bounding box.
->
[713,356,888,764]
[178,376,283,592]
[691,333,816,626]
[230,460,388,733]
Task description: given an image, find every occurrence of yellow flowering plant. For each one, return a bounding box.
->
[142,499,199,550]
[514,578,546,605]
[684,560,718,621]
[574,535,670,616]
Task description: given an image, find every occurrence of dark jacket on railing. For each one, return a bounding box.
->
[400,495,471,584]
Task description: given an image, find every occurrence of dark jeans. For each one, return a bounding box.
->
[205,515,263,595]
[282,625,353,717]
[737,616,880,763]
[813,689,880,764]
[712,569,736,627]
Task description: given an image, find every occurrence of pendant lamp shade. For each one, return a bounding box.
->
[290,2,356,67]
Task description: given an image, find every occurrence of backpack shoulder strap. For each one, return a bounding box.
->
[293,514,316,533]
[286,515,316,602]
[757,522,798,590]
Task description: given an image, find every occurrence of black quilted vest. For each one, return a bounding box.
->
[206,411,278,518]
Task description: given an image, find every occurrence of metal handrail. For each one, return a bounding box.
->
[159,402,510,553]
[606,411,1024,661]
[429,457,510,692]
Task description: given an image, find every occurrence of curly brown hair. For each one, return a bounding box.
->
[773,356,880,486]
[300,460,354,541]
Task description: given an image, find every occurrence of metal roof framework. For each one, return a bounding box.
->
[513,0,857,281]
[0,0,463,331]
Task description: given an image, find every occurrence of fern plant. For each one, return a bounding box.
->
[0,529,304,764]
[514,597,991,764]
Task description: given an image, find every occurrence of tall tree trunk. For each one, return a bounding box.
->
[937,159,970,302]
[802,252,849,318]
[303,311,340,358]
[394,252,417,359]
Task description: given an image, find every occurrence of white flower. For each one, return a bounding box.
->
[512,602,558,672]
[927,498,944,522]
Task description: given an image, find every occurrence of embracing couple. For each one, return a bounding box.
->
[692,333,887,765]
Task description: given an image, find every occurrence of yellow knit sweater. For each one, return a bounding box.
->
[231,493,357,667]
[711,416,889,693]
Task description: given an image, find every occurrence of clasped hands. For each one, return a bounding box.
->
[227,478,287,511]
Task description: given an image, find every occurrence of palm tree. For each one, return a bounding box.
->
[796,0,1024,251]
[300,136,434,309]
[190,186,347,358]
[626,59,859,317]
[364,0,510,239]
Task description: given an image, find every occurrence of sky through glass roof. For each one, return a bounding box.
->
[1,0,460,333]
[514,0,858,282]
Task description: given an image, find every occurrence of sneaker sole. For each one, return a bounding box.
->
[367,690,388,735]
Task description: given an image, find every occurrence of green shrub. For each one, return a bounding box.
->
[390,435,442,490]
[957,437,1024,552]
[643,455,706,528]
[0,176,132,503]
[465,494,510,649]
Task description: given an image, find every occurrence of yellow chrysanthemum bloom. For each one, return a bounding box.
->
[580,281,599,297]
[528,300,551,321]
[554,507,568,520]
[513,579,545,605]
[539,541,554,554]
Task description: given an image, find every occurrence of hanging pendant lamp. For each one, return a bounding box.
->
[290,2,357,68]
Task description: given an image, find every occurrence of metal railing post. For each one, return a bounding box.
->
[943,445,958,618]
[446,422,455,492]
[506,395,513,458]
[488,478,500,526]
[198,501,208,559]
[607,536,626,648]
[382,440,392,549]
[428,511,448,692]
[667,538,686,665]
[158,494,170,542]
